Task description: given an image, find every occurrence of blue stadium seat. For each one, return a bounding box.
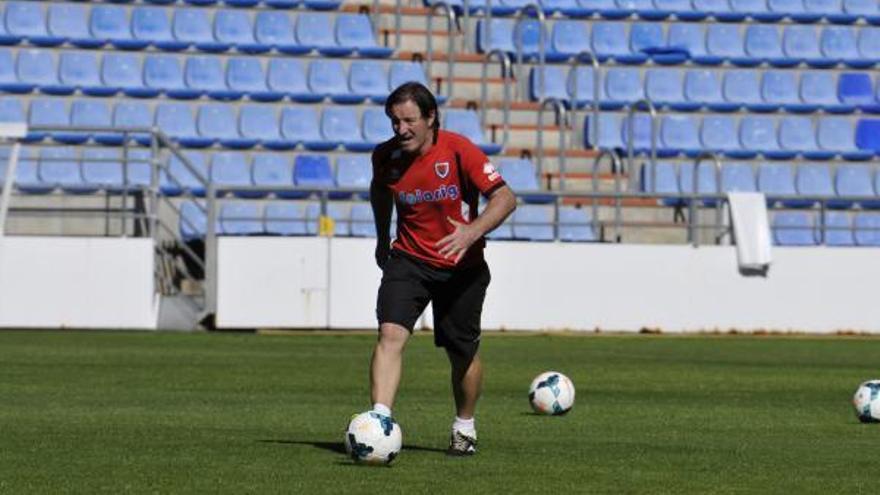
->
[164,151,209,196]
[0,98,25,125]
[512,204,554,241]
[837,73,878,111]
[5,1,62,46]
[707,24,751,66]
[758,162,802,206]
[172,8,227,52]
[585,113,624,149]
[155,103,211,148]
[603,68,643,109]
[859,27,880,63]
[444,110,503,154]
[721,162,757,192]
[695,0,740,20]
[679,161,722,205]
[660,115,701,157]
[795,163,834,207]
[40,147,96,194]
[119,149,154,190]
[185,56,240,100]
[853,213,880,245]
[642,160,684,206]
[252,154,294,196]
[684,69,734,111]
[540,0,593,17]
[362,107,393,145]
[349,61,390,104]
[323,107,371,152]
[58,52,112,97]
[226,57,280,102]
[800,72,851,113]
[336,14,393,58]
[240,105,291,150]
[830,164,879,208]
[11,148,51,194]
[817,211,853,245]
[113,102,153,145]
[741,116,790,159]
[579,0,628,19]
[558,206,597,242]
[389,62,442,104]
[497,158,552,203]
[296,13,351,57]
[132,6,187,51]
[763,71,815,113]
[844,0,880,23]
[254,11,307,55]
[622,113,665,156]
[294,154,334,196]
[220,202,263,235]
[723,70,764,111]
[102,53,154,98]
[779,116,827,159]
[264,202,309,236]
[551,20,591,59]
[818,117,873,159]
[806,0,852,22]
[303,0,343,10]
[700,116,742,156]
[179,201,208,240]
[335,154,371,199]
[281,107,333,151]
[144,55,198,99]
[514,19,564,62]
[17,49,72,96]
[28,99,82,144]
[476,19,515,54]
[783,25,830,67]
[309,59,362,104]
[769,0,820,22]
[350,202,377,237]
[215,10,266,54]
[855,118,880,151]
[820,26,867,68]
[325,202,351,236]
[267,58,318,103]
[773,211,817,246]
[198,104,255,149]
[668,24,721,65]
[0,6,16,46]
[631,23,685,64]
[645,69,696,111]
[530,66,569,102]
[211,152,259,198]
[91,5,147,50]
[71,100,119,145]
[567,66,597,107]
[732,0,779,20]
[47,3,100,48]
[592,22,647,64]
[82,148,124,192]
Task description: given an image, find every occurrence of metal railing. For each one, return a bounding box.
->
[569,51,601,155]
[426,1,459,100]
[536,98,567,185]
[480,48,512,149]
[626,99,659,191]
[514,4,546,102]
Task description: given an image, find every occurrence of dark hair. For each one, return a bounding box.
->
[385,82,440,134]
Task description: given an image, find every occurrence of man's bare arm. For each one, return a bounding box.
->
[436,185,517,263]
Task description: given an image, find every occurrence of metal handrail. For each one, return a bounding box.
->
[569,50,601,154]
[480,48,512,148]
[536,98,567,187]
[426,1,458,100]
[591,149,624,242]
[514,3,546,102]
[625,99,658,193]
[688,152,723,247]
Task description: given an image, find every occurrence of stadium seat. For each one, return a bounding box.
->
[309,59,361,104]
[476,19,516,54]
[444,110,502,154]
[623,113,665,156]
[132,6,187,51]
[239,105,291,150]
[679,161,722,205]
[551,20,591,59]
[5,1,63,46]
[540,0,593,17]
[838,73,878,111]
[362,108,394,145]
[784,25,830,67]
[695,0,740,20]
[220,202,263,235]
[817,210,854,245]
[28,99,81,144]
[585,113,624,149]
[81,148,124,192]
[251,154,293,197]
[660,115,701,157]
[350,202,377,237]
[173,8,227,52]
[215,10,266,54]
[226,57,280,102]
[567,66,597,107]
[800,72,851,113]
[325,202,352,236]
[322,107,370,152]
[741,116,790,159]
[758,162,804,207]
[349,61,390,104]
[11,147,51,194]
[198,104,255,149]
[769,0,820,22]
[722,70,763,111]
[296,13,351,57]
[721,162,757,192]
[91,5,147,50]
[164,151,209,196]
[773,211,817,246]
[389,62,444,104]
[820,26,866,68]
[853,213,880,245]
[844,0,880,22]
[335,154,371,199]
[603,68,643,110]
[700,115,742,156]
[294,154,335,196]
[497,158,552,203]
[805,0,851,21]
[102,53,154,98]
[47,3,100,48]
[71,100,119,145]
[267,58,318,103]
[336,14,393,58]
[707,24,751,66]
[530,66,569,102]
[304,0,343,11]
[855,119,880,151]
[179,200,208,240]
[795,163,835,207]
[684,69,733,111]
[830,164,878,208]
[859,27,880,63]
[281,107,333,151]
[642,161,684,206]
[646,69,696,111]
[254,11,307,55]
[264,202,309,236]
[668,24,721,65]
[779,116,828,160]
[211,152,259,198]
[817,117,872,159]
[631,23,684,65]
[113,102,153,145]
[58,52,112,97]
[144,55,198,99]
[558,206,597,242]
[592,22,646,64]
[732,0,779,20]
[0,98,25,125]
[39,147,95,194]
[17,49,72,96]
[512,205,555,241]
[155,103,211,148]
[763,71,815,113]
[185,56,240,100]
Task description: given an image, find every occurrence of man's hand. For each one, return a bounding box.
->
[436,217,481,264]
[375,241,391,269]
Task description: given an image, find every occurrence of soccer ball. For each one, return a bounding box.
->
[344,411,403,465]
[529,371,575,415]
[852,379,880,423]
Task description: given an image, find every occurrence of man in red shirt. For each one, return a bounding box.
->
[369,82,516,456]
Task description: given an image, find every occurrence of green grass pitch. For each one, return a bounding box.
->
[0,330,877,494]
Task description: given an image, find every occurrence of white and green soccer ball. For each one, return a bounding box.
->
[529,371,575,415]
[344,411,402,465]
[852,379,880,423]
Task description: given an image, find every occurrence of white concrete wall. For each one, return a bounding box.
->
[215,238,880,333]
[0,237,157,329]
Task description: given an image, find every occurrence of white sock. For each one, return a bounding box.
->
[372,403,392,417]
[452,416,476,437]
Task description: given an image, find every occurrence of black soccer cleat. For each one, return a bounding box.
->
[446,429,477,456]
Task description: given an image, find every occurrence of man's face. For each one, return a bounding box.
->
[389,100,435,155]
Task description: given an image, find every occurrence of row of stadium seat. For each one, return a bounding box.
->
[533,66,880,114]
[772,210,880,246]
[0,49,429,103]
[642,161,880,208]
[480,19,880,68]
[0,98,501,154]
[0,4,388,57]
[442,0,880,23]
[179,200,598,241]
[587,113,880,159]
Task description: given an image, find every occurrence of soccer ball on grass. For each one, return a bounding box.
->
[852,379,880,423]
[528,371,575,415]
[344,411,403,465]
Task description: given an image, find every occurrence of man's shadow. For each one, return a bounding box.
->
[259,439,445,454]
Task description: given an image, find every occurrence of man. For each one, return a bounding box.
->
[369,82,516,456]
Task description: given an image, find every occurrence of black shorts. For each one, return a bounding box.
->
[376,251,491,359]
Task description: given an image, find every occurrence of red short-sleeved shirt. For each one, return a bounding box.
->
[372,130,506,269]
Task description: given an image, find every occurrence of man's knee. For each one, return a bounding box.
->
[378,323,410,351]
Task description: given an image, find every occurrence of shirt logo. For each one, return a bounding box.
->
[434,161,450,179]
[398,185,460,205]
[484,162,500,182]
